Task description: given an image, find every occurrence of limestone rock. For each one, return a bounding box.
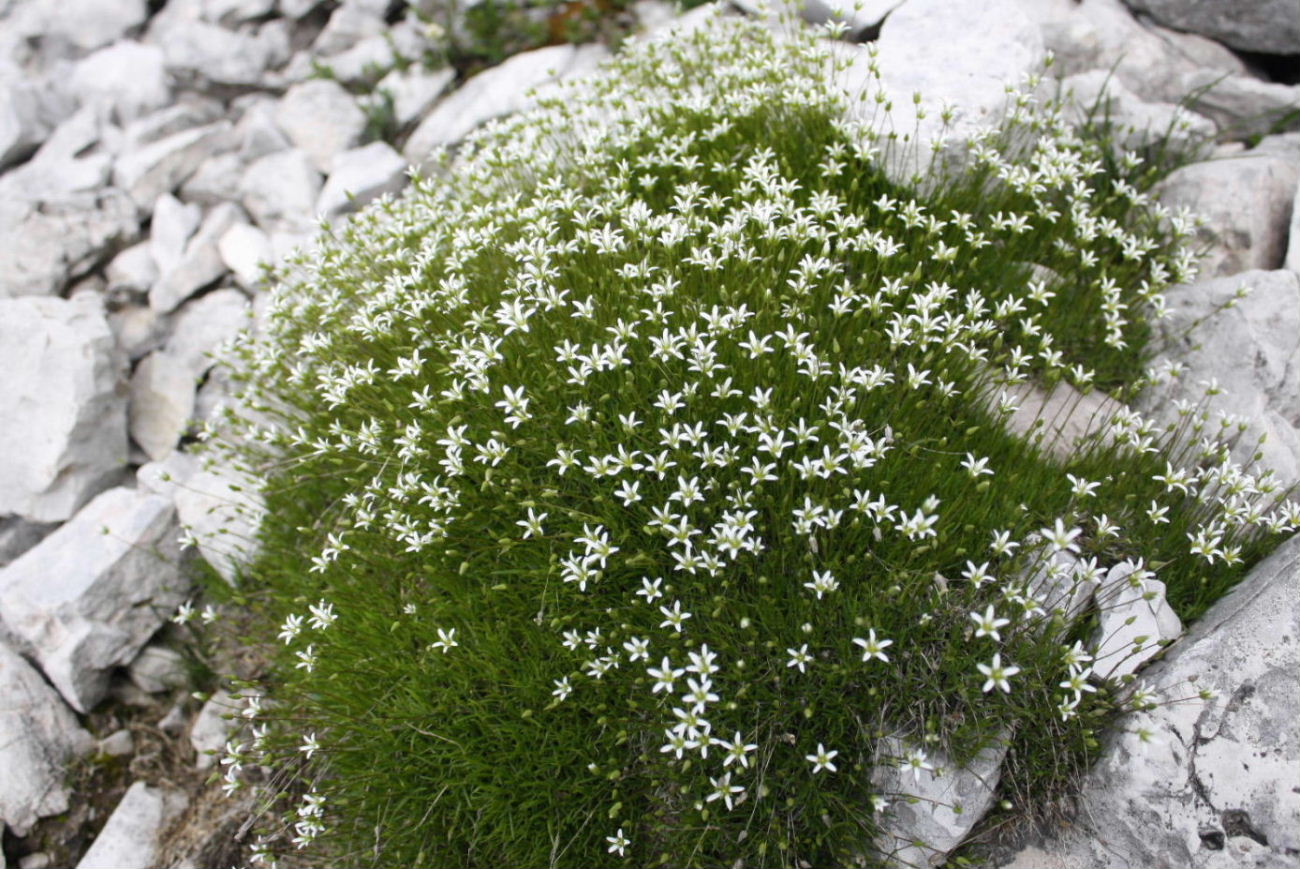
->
[0,518,56,569]
[129,351,197,461]
[200,0,276,26]
[218,221,274,290]
[112,121,233,209]
[312,0,387,56]
[404,44,578,168]
[232,96,290,162]
[239,148,322,233]
[0,294,127,522]
[1289,184,1300,274]
[127,645,189,694]
[69,42,171,125]
[1092,561,1183,681]
[274,79,367,175]
[149,193,202,276]
[1140,270,1300,487]
[139,451,264,585]
[76,781,189,869]
[375,64,455,131]
[189,688,238,770]
[1156,156,1298,278]
[870,732,1010,868]
[150,18,291,88]
[119,98,224,155]
[317,140,408,218]
[178,151,245,206]
[1015,0,1246,106]
[999,379,1126,464]
[0,487,186,713]
[1062,70,1215,154]
[164,288,251,381]
[107,304,165,361]
[1122,0,1300,55]
[997,533,1300,868]
[841,0,1046,186]
[0,72,78,169]
[105,242,159,298]
[149,202,243,313]
[1181,73,1300,144]
[0,187,140,298]
[0,642,94,837]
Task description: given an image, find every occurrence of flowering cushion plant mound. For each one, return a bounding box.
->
[200,12,1296,868]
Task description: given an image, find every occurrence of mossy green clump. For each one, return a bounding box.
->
[198,12,1295,868]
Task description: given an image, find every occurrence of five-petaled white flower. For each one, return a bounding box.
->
[430,627,459,653]
[970,605,1011,641]
[806,742,838,774]
[786,644,814,673]
[606,828,630,857]
[977,653,1021,693]
[852,629,893,663]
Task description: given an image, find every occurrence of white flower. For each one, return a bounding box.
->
[606,828,630,857]
[658,599,692,633]
[430,627,458,653]
[705,771,745,810]
[900,748,933,782]
[622,636,650,663]
[299,732,320,759]
[977,653,1021,693]
[786,644,814,674]
[803,569,839,600]
[278,613,304,644]
[1041,517,1082,553]
[713,731,758,769]
[647,657,684,694]
[806,742,838,774]
[552,676,572,701]
[516,507,547,539]
[307,600,337,630]
[969,605,1010,641]
[852,629,893,663]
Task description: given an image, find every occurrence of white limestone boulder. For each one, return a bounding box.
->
[164,288,251,382]
[200,0,276,25]
[129,351,197,461]
[997,533,1300,868]
[239,148,322,234]
[869,732,1010,868]
[139,451,265,585]
[107,304,166,361]
[0,72,78,169]
[127,645,189,694]
[403,44,578,168]
[112,121,234,209]
[0,642,94,836]
[1061,70,1215,154]
[1156,155,1298,278]
[1181,73,1300,144]
[149,193,202,276]
[375,64,455,131]
[317,140,408,218]
[70,42,171,125]
[1092,561,1183,682]
[149,18,291,88]
[76,781,189,869]
[274,79,368,175]
[189,688,238,770]
[1139,270,1300,488]
[0,294,127,522]
[1121,0,1300,55]
[0,188,140,298]
[839,0,1046,186]
[0,486,186,713]
[218,221,274,290]
[178,151,245,206]
[106,242,159,298]
[1014,0,1247,106]
[149,202,243,313]
[232,96,291,162]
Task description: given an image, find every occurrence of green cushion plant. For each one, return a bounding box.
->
[197,11,1295,868]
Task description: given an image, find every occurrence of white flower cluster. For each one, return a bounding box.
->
[207,10,1296,865]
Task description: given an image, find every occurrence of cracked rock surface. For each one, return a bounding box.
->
[998,533,1300,869]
